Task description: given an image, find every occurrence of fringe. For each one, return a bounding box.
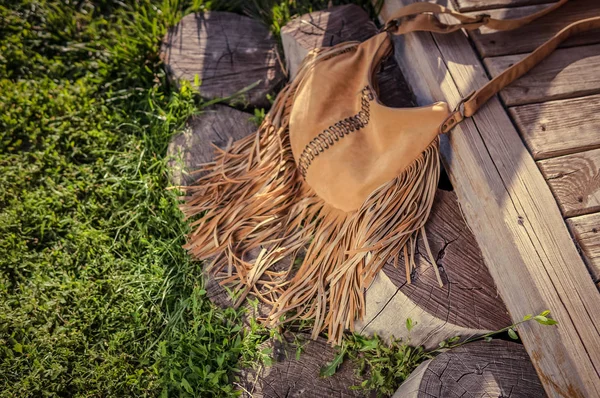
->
[180,43,441,346]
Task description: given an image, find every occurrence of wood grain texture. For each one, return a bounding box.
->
[357,271,497,350]
[161,12,284,108]
[538,148,600,218]
[509,94,600,160]
[392,340,545,398]
[453,0,554,12]
[239,333,364,398]
[467,1,600,57]
[383,189,511,331]
[167,105,256,186]
[380,0,600,396]
[484,43,600,106]
[567,212,600,282]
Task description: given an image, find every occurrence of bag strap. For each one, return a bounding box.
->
[383,0,568,35]
[382,1,600,132]
[438,16,600,132]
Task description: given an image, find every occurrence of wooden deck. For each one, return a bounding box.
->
[465,0,600,286]
[380,0,600,397]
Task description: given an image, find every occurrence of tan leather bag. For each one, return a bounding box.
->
[182,0,599,344]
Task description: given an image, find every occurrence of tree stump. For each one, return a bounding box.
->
[282,5,511,349]
[161,12,285,108]
[238,333,365,398]
[393,340,546,397]
[167,105,256,186]
[356,190,512,349]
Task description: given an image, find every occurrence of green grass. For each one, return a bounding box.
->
[0,1,414,397]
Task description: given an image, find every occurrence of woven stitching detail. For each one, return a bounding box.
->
[298,86,374,178]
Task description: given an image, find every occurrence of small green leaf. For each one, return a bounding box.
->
[406,318,413,332]
[508,328,519,340]
[540,310,551,317]
[523,314,533,321]
[484,336,493,343]
[359,339,378,351]
[180,378,193,394]
[320,348,346,377]
[13,343,22,353]
[534,315,558,326]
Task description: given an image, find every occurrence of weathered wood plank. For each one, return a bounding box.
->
[239,333,364,397]
[509,94,600,160]
[454,0,554,13]
[393,340,546,398]
[538,148,600,218]
[485,43,600,106]
[380,0,600,396]
[567,212,600,283]
[467,1,600,57]
[161,12,285,108]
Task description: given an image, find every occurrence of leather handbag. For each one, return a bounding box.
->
[181,0,599,344]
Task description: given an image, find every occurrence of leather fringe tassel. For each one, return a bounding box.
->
[180,43,441,346]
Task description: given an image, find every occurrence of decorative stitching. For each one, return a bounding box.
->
[298,86,374,178]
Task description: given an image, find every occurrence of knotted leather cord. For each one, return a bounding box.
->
[384,1,600,132]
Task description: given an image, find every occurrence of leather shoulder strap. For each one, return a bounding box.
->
[462,16,600,119]
[383,1,600,131]
[383,0,568,35]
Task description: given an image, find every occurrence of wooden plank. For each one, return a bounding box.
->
[380,1,600,397]
[467,1,600,57]
[509,94,600,160]
[454,0,554,13]
[485,44,600,106]
[538,148,600,218]
[392,340,545,398]
[567,212,600,282]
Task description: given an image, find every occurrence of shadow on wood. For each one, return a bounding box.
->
[161,11,285,108]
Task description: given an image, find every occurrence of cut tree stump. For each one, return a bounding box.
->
[167,105,256,186]
[161,11,285,108]
[238,333,365,398]
[393,340,546,397]
[282,5,510,350]
[357,190,511,349]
